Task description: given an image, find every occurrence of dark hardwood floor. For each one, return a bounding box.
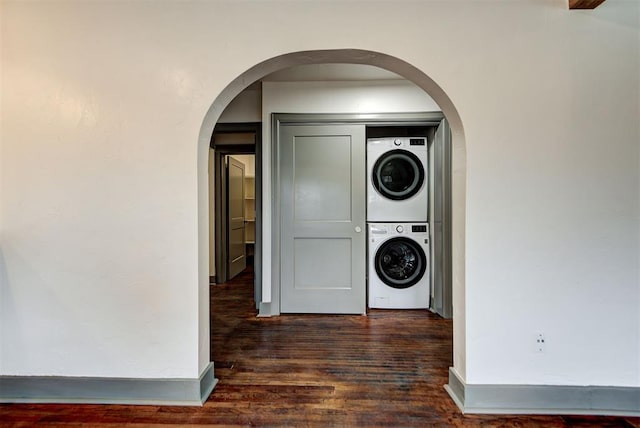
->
[1,267,638,427]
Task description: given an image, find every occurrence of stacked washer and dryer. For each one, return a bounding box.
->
[367,137,430,309]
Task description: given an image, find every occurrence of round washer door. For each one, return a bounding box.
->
[372,149,425,200]
[375,237,427,289]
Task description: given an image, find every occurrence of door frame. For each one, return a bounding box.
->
[211,123,262,306]
[269,112,447,316]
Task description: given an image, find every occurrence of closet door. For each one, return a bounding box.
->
[227,156,246,280]
[279,124,366,314]
[432,118,452,319]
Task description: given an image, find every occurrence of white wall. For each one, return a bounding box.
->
[2,1,206,378]
[1,0,638,390]
[261,80,440,304]
[459,5,640,385]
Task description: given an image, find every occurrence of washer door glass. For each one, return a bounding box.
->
[375,237,426,289]
[372,149,424,200]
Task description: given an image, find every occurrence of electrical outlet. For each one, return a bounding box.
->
[536,333,545,353]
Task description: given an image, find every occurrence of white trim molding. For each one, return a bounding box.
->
[0,362,218,406]
[445,367,640,417]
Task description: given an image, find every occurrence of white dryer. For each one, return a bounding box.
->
[367,137,428,222]
[368,223,430,309]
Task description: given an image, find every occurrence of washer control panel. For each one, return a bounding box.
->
[368,223,430,239]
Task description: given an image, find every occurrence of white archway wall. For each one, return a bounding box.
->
[200,55,469,380]
[1,0,638,391]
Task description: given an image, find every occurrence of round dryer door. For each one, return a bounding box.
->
[372,149,424,200]
[375,237,427,289]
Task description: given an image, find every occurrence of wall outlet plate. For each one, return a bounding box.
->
[536,333,545,353]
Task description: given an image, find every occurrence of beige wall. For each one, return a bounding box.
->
[1,0,638,389]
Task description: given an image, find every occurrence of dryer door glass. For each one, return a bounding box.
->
[372,149,424,200]
[375,237,426,289]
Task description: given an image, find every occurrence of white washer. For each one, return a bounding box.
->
[367,137,428,222]
[368,223,430,309]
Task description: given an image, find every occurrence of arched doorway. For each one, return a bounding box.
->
[198,49,467,383]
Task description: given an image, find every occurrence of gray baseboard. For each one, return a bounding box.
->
[0,362,218,406]
[258,301,272,317]
[445,367,640,416]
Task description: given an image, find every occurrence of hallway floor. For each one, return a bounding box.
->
[1,267,638,427]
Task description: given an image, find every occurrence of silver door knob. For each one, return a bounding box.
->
[355,226,362,233]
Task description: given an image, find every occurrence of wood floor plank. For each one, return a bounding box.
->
[1,266,639,426]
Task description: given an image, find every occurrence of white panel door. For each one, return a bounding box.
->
[279,124,366,314]
[227,156,246,280]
